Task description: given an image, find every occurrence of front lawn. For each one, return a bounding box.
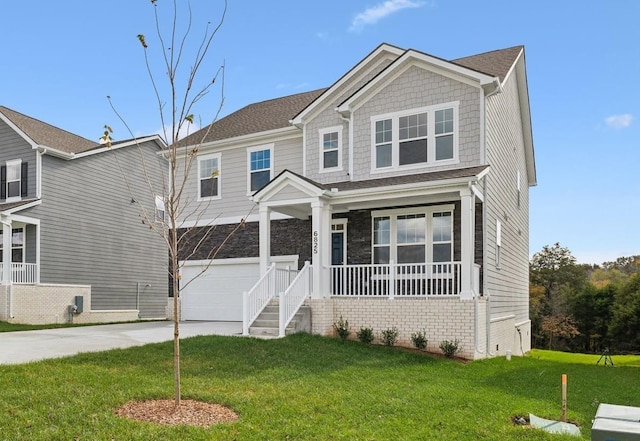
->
[0,333,637,440]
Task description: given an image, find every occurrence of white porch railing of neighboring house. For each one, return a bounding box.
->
[279,261,312,337]
[242,263,299,335]
[329,261,462,297]
[0,263,38,284]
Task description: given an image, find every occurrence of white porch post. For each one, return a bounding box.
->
[311,199,330,298]
[1,218,11,284]
[459,189,475,299]
[259,205,271,275]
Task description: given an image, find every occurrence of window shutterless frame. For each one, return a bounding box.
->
[319,126,343,172]
[247,144,274,194]
[197,152,221,201]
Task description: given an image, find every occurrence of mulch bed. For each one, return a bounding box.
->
[115,399,239,427]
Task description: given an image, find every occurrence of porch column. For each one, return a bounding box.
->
[1,218,11,284]
[259,205,271,275]
[311,199,330,298]
[459,189,475,299]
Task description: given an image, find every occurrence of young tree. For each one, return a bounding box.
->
[103,0,233,408]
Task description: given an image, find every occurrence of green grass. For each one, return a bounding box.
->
[0,320,153,333]
[1,334,638,440]
[531,349,640,367]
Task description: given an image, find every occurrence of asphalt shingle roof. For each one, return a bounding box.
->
[0,106,98,154]
[178,45,522,147]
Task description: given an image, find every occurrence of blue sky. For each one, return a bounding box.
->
[1,0,638,264]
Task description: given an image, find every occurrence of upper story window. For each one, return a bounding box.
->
[372,206,454,264]
[198,153,221,200]
[371,102,459,171]
[248,144,273,193]
[319,126,343,172]
[1,160,27,201]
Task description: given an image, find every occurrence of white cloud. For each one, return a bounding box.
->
[349,0,425,32]
[604,113,634,129]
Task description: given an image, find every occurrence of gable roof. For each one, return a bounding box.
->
[0,106,98,153]
[176,88,327,148]
[178,44,524,147]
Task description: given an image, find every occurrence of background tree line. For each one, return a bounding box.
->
[530,243,640,353]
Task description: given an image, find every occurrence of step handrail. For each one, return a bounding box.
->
[243,262,277,335]
[279,261,312,337]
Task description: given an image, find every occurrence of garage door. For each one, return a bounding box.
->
[180,258,260,321]
[179,256,298,321]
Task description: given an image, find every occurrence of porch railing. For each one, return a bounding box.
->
[0,263,38,284]
[329,261,461,297]
[243,263,299,335]
[279,261,311,337]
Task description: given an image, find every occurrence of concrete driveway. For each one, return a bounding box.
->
[0,321,242,365]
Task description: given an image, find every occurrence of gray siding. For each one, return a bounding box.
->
[178,136,303,224]
[23,141,168,318]
[350,66,482,182]
[0,119,38,199]
[484,64,530,324]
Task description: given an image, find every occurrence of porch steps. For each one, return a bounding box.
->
[249,300,311,337]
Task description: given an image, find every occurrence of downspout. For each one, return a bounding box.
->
[473,181,484,356]
[37,148,46,199]
[484,174,495,357]
[338,112,353,180]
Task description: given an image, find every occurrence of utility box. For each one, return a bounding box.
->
[592,403,640,441]
[74,296,84,314]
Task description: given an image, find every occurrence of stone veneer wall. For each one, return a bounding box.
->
[1,284,138,325]
[308,297,488,360]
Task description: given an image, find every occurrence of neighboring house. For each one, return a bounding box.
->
[0,106,168,324]
[175,43,535,359]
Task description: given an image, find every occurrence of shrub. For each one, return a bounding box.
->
[439,339,461,358]
[356,327,374,344]
[380,327,399,346]
[411,330,428,350]
[332,316,351,340]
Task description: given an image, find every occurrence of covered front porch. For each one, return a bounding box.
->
[0,211,40,285]
[251,168,486,301]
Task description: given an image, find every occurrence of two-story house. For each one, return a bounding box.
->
[175,43,535,359]
[0,106,169,324]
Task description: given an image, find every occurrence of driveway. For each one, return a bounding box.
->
[0,321,242,365]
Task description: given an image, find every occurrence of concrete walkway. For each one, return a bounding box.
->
[0,321,243,365]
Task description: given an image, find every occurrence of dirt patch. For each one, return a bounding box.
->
[115,399,239,427]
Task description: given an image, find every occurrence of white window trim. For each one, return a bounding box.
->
[5,159,22,203]
[319,126,343,173]
[371,205,455,264]
[0,226,25,264]
[331,219,348,265]
[197,152,222,201]
[247,144,274,195]
[370,102,459,173]
[496,219,502,269]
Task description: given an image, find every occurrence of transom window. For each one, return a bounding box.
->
[319,127,342,171]
[197,153,221,200]
[372,207,453,264]
[248,145,273,193]
[372,102,458,170]
[0,227,24,263]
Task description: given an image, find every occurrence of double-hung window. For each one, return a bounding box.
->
[1,159,25,201]
[248,145,273,193]
[198,153,221,200]
[372,206,453,264]
[319,127,342,171]
[372,102,458,171]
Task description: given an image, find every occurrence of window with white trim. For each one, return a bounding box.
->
[496,219,502,269]
[371,102,458,170]
[372,207,454,264]
[516,170,521,208]
[247,145,273,193]
[155,195,165,222]
[198,153,221,200]
[0,227,24,263]
[319,127,342,171]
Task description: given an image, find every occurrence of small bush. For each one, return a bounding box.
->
[439,339,461,358]
[411,330,428,351]
[380,327,399,346]
[332,316,351,340]
[356,327,374,344]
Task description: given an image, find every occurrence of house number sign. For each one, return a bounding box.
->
[313,231,319,254]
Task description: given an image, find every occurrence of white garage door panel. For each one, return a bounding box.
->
[180,261,260,321]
